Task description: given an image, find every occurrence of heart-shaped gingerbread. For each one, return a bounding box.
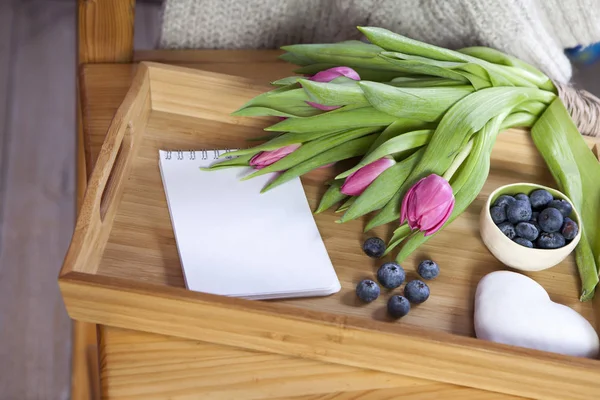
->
[474,270,599,358]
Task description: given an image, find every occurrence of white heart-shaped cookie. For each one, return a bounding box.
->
[474,270,599,358]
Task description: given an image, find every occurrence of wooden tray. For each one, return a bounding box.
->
[60,62,600,400]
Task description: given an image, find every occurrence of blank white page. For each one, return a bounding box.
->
[158,149,340,300]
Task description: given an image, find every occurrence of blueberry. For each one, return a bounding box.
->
[515,221,539,241]
[493,195,516,209]
[529,220,542,235]
[377,262,405,289]
[490,206,507,224]
[362,237,386,258]
[404,280,430,304]
[417,260,440,280]
[506,200,532,224]
[531,211,539,222]
[387,295,411,318]
[515,193,530,203]
[548,199,573,218]
[561,218,579,241]
[537,232,566,249]
[529,189,553,209]
[513,237,533,248]
[497,222,516,240]
[538,207,564,233]
[356,279,380,302]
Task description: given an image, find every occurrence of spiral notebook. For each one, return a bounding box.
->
[158,149,340,300]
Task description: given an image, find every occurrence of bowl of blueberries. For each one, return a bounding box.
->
[480,183,581,271]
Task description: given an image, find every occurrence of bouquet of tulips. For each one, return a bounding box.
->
[206,27,600,301]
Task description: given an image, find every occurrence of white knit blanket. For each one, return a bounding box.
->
[159,0,600,83]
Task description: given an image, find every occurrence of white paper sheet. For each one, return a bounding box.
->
[158,149,340,300]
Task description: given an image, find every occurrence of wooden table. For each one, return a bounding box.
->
[73,50,527,400]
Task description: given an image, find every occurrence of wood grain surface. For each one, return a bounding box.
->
[78,0,135,64]
[99,325,524,400]
[61,62,600,400]
[74,2,138,399]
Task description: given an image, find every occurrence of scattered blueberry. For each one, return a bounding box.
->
[498,222,516,240]
[537,232,567,249]
[513,237,534,248]
[377,262,405,289]
[515,221,539,241]
[490,206,507,224]
[561,218,579,240]
[417,260,440,280]
[506,200,532,224]
[531,211,539,222]
[529,189,553,209]
[387,295,411,318]
[404,280,430,304]
[362,237,386,258]
[538,207,564,233]
[548,199,573,218]
[493,195,516,209]
[356,279,380,303]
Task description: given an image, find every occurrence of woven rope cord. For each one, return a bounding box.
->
[554,81,600,137]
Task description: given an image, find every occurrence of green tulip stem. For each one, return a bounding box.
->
[442,138,475,181]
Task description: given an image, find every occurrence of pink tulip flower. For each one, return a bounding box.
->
[249,144,300,170]
[305,67,360,111]
[310,67,361,82]
[340,157,395,196]
[400,174,455,236]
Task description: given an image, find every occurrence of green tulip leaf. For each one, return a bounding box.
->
[395,113,505,262]
[531,98,600,300]
[336,129,432,179]
[299,79,369,108]
[336,197,356,213]
[261,134,377,193]
[315,180,348,214]
[265,106,399,133]
[201,153,254,170]
[390,77,466,87]
[340,148,424,223]
[358,81,474,122]
[365,119,433,156]
[404,87,555,187]
[223,128,351,158]
[383,224,413,255]
[232,87,322,117]
[242,127,380,179]
[279,52,315,66]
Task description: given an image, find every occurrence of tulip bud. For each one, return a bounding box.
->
[341,157,395,196]
[249,144,300,170]
[305,67,360,110]
[400,174,455,236]
[310,66,361,83]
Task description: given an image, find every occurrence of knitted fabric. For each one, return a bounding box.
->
[158,0,600,83]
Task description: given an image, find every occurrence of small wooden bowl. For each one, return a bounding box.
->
[480,183,582,272]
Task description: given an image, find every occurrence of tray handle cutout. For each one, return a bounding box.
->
[99,123,133,222]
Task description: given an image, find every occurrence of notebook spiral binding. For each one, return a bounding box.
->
[163,149,237,161]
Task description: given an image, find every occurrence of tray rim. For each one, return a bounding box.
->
[60,61,600,400]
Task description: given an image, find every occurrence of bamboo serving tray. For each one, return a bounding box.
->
[60,62,600,400]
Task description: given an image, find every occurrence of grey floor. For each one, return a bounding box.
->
[0,1,160,399]
[0,1,598,399]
